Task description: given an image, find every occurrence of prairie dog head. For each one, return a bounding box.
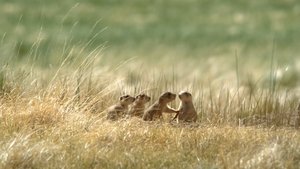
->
[159,92,176,104]
[135,94,151,104]
[178,91,193,102]
[119,95,135,106]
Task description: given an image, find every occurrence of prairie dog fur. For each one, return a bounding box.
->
[143,92,177,121]
[128,94,151,118]
[173,91,197,123]
[107,95,135,121]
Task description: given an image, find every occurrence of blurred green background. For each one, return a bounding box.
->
[0,0,300,86]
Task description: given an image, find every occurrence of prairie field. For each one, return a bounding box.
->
[1,0,300,168]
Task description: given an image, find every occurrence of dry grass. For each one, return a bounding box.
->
[1,59,300,169]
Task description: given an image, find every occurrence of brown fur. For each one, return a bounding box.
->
[143,92,177,121]
[173,91,197,123]
[107,95,135,121]
[128,94,151,118]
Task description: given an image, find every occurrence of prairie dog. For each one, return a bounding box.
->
[173,91,197,123]
[128,94,151,118]
[107,95,135,121]
[143,92,177,121]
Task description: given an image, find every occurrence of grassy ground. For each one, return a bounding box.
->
[1,0,300,168]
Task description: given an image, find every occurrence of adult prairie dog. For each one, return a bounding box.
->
[143,92,177,121]
[107,95,135,121]
[173,91,197,123]
[128,94,151,118]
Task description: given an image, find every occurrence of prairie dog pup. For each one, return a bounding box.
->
[128,94,151,118]
[143,92,177,121]
[107,95,135,121]
[173,91,197,123]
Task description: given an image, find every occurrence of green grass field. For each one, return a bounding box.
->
[1,0,300,168]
